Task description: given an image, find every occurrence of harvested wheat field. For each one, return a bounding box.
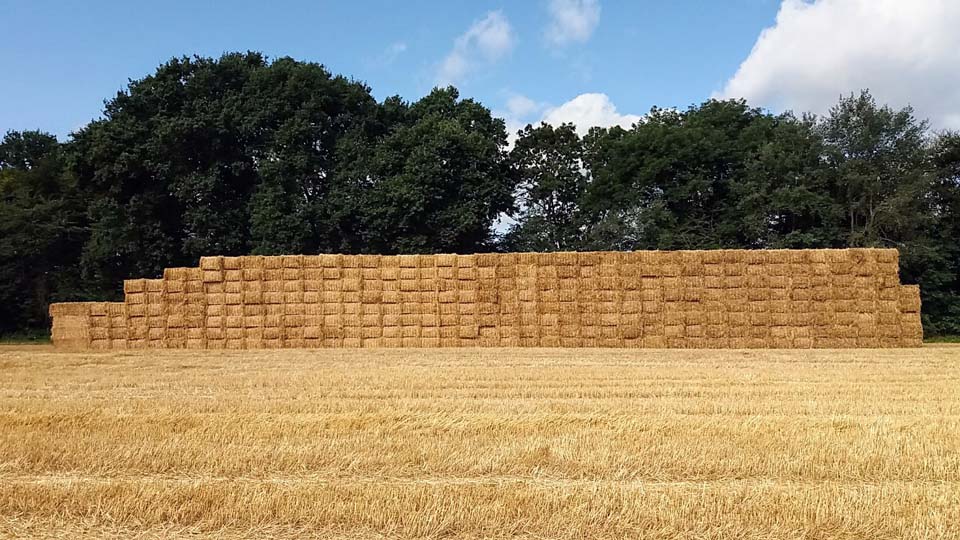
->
[1,346,959,539]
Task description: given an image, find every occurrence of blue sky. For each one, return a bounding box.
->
[3,1,959,139]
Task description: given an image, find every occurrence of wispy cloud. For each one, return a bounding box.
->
[436,11,515,86]
[505,94,543,119]
[381,41,408,64]
[545,0,601,47]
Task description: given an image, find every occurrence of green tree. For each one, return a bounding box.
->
[71,52,378,290]
[0,131,88,333]
[505,122,588,251]
[582,100,781,250]
[818,91,949,331]
[734,113,841,248]
[329,87,514,254]
[819,91,931,247]
[924,132,960,333]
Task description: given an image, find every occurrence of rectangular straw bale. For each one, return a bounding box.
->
[517,252,538,265]
[435,254,457,267]
[295,255,320,269]
[557,265,578,279]
[395,254,416,269]
[898,285,921,313]
[355,254,379,269]
[311,254,337,269]
[220,257,242,270]
[474,253,497,267]
[121,279,148,297]
[198,256,222,272]
[556,252,578,266]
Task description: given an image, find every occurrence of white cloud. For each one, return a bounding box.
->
[717,0,960,130]
[541,93,641,135]
[496,92,641,148]
[506,94,543,119]
[436,11,515,86]
[494,93,543,148]
[382,42,407,64]
[545,0,601,46]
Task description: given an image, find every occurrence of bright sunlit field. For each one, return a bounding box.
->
[1,345,958,539]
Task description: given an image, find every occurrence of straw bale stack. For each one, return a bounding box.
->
[49,248,922,349]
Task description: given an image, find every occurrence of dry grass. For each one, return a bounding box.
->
[1,346,958,539]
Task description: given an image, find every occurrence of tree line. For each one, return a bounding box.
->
[2,52,959,336]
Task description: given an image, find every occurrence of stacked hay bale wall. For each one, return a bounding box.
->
[49,249,923,349]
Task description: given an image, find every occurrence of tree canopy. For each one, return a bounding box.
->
[2,54,959,336]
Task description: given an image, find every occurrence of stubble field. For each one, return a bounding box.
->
[0,345,958,539]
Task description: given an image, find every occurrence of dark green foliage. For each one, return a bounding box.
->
[70,52,380,288]
[0,131,90,333]
[507,93,960,334]
[3,53,960,336]
[504,123,589,251]
[328,87,513,254]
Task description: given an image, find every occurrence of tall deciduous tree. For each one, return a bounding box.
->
[0,131,88,333]
[71,53,378,291]
[505,122,588,251]
[819,91,931,247]
[329,87,513,254]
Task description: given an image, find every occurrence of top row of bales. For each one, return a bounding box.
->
[183,250,901,286]
[197,249,900,270]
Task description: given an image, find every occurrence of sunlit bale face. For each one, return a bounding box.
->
[49,248,921,350]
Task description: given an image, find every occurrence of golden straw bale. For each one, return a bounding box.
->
[428,253,454,268]
[419,267,438,281]
[184,278,204,294]
[199,256,223,271]
[354,254,378,269]
[456,266,477,280]
[468,253,492,268]
[504,253,531,268]
[477,266,495,280]
[853,261,879,277]
[437,279,459,293]
[876,249,898,264]
[392,254,415,269]
[182,268,201,282]
[538,291,559,305]
[223,256,243,270]
[296,255,320,269]
[219,269,241,283]
[699,250,724,265]
[898,285,921,313]
[556,252,577,266]
[314,254,337,268]
[340,278,359,292]
[554,265,579,279]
